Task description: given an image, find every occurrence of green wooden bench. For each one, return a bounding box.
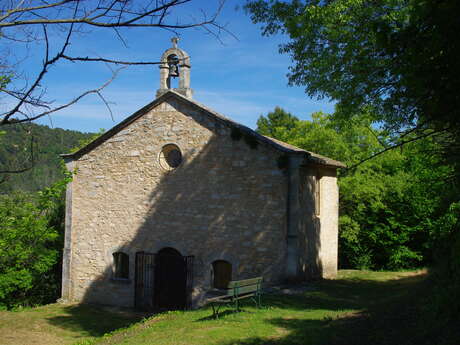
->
[206,277,263,319]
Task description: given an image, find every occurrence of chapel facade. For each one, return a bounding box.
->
[60,40,345,310]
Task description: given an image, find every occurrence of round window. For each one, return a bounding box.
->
[159,144,182,170]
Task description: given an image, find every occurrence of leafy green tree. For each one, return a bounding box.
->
[256,106,299,142]
[246,0,460,138]
[69,128,106,154]
[0,175,69,309]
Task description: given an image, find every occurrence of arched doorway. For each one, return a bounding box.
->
[153,247,193,311]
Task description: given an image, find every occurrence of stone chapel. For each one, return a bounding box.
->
[60,39,345,311]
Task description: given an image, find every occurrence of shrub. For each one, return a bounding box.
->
[0,177,68,309]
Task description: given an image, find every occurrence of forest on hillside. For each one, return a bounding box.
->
[0,123,94,194]
[0,123,97,309]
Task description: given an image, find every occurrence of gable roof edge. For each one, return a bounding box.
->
[60,93,171,160]
[61,91,346,169]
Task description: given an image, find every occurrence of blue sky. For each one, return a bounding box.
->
[6,1,334,133]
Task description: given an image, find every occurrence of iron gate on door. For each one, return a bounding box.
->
[134,252,156,311]
[134,250,194,312]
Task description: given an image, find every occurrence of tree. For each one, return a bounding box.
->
[256,106,299,141]
[245,0,460,171]
[0,0,228,176]
[0,176,69,309]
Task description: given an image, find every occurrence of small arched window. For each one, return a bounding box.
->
[113,252,129,279]
[212,260,232,289]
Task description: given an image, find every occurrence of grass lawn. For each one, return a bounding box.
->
[0,303,145,345]
[80,270,437,345]
[3,270,452,345]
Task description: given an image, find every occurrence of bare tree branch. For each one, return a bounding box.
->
[0,0,228,127]
[61,54,164,65]
[343,127,450,172]
[0,0,225,30]
[7,67,124,125]
[0,1,72,23]
[0,175,9,185]
[96,90,114,122]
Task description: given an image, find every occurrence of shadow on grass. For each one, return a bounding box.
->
[258,272,428,313]
[46,304,147,337]
[45,272,457,345]
[213,272,458,345]
[196,309,245,321]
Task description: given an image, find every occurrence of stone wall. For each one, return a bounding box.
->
[66,96,289,307]
[297,166,338,279]
[298,166,317,279]
[317,167,339,278]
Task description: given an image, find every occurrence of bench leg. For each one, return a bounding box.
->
[211,303,221,319]
[250,294,261,309]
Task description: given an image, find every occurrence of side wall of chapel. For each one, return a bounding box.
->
[298,166,338,279]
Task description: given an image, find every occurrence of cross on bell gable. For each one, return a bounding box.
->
[171,37,179,49]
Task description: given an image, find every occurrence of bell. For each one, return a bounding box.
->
[168,64,179,78]
[167,55,180,78]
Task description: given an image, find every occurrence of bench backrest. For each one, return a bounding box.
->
[223,277,263,297]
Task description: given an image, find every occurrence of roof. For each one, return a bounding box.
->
[61,90,346,169]
[261,135,346,168]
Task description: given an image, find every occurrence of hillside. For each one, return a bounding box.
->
[0,123,94,194]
